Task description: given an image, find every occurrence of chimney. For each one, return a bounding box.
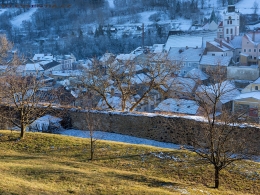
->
[111,88,115,97]
[220,39,223,47]
[253,30,256,42]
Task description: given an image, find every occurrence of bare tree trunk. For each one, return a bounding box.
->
[21,123,26,139]
[214,167,220,188]
[90,136,94,160]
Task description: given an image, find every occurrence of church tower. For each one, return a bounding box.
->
[222,5,240,41]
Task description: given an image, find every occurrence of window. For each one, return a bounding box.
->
[226,28,229,34]
[244,49,246,52]
[249,49,251,52]
[254,49,256,52]
[212,53,215,56]
[230,20,232,24]
[254,57,257,60]
[231,29,233,34]
[255,86,258,90]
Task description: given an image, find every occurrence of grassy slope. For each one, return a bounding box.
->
[0,130,259,195]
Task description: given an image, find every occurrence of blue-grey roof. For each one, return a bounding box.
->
[167,47,204,62]
[200,55,231,66]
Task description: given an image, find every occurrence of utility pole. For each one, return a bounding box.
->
[142,23,144,49]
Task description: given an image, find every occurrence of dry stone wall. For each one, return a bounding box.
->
[69,110,260,154]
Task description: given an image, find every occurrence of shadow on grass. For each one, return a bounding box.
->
[107,172,178,188]
[0,155,44,161]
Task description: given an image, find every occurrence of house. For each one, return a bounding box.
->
[167,47,204,76]
[229,36,242,63]
[240,30,260,66]
[40,60,62,74]
[203,20,218,31]
[204,41,233,57]
[161,77,197,99]
[233,78,260,121]
[32,54,53,62]
[23,63,44,76]
[154,98,199,115]
[54,54,76,70]
[197,80,240,112]
[227,65,259,81]
[199,55,232,74]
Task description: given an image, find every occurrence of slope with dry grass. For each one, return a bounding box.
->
[0,130,259,195]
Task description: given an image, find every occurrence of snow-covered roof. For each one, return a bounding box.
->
[167,47,204,62]
[234,92,260,101]
[197,81,240,104]
[253,77,260,84]
[24,63,44,71]
[246,31,260,44]
[99,53,115,63]
[230,36,242,49]
[154,98,199,115]
[152,44,164,53]
[131,73,150,84]
[51,70,82,77]
[32,54,45,61]
[164,35,203,52]
[164,77,196,93]
[184,68,209,80]
[97,96,133,111]
[200,55,231,66]
[240,53,249,57]
[207,41,231,52]
[116,54,136,61]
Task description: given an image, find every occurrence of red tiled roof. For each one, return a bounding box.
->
[218,21,223,27]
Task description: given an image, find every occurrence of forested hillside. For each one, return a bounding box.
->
[0,0,247,58]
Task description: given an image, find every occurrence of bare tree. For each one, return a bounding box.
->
[174,65,255,188]
[80,53,179,112]
[0,66,58,138]
[85,112,101,160]
[0,34,12,64]
[253,0,259,15]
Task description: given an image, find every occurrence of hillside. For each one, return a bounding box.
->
[0,130,259,195]
[0,0,258,58]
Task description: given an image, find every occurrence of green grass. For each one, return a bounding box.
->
[0,130,259,195]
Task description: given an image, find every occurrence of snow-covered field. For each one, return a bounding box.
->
[58,129,180,150]
[236,0,260,14]
[11,0,38,28]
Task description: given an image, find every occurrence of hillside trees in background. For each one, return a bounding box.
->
[175,65,256,188]
[0,35,12,64]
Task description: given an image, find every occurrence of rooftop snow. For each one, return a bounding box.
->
[24,63,44,71]
[167,47,204,62]
[253,77,260,84]
[197,81,240,104]
[234,92,260,101]
[200,55,231,66]
[230,36,243,48]
[164,35,203,52]
[154,98,199,115]
[184,68,209,80]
